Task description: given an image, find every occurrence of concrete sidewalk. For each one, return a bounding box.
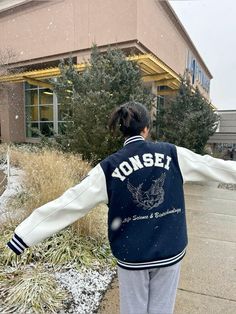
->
[98,183,236,314]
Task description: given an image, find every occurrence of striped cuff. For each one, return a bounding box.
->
[7,233,28,255]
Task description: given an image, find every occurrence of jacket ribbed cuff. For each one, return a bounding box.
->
[7,233,28,255]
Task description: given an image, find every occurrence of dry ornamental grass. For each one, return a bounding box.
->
[0,264,68,314]
[0,144,114,313]
[3,145,108,239]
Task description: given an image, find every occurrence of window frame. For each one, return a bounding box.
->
[24,83,60,139]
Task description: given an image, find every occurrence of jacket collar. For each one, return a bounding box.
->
[124,135,145,146]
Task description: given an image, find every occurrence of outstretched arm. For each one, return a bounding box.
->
[176,146,236,184]
[7,164,108,255]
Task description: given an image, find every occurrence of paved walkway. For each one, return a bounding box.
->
[98,183,236,314]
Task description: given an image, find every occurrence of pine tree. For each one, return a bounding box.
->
[53,46,153,163]
[159,77,219,154]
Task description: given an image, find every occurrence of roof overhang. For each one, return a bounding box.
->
[129,54,180,95]
[0,53,180,96]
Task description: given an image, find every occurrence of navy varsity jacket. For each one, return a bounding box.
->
[7,136,236,270]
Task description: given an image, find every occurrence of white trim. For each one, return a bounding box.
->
[10,240,24,253]
[117,249,186,269]
[124,136,145,146]
[118,249,185,266]
[13,235,26,250]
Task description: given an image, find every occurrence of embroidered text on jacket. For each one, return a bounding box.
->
[112,153,172,181]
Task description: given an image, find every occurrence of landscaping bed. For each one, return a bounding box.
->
[0,145,115,313]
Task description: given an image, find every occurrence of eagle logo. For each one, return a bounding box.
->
[127,173,166,210]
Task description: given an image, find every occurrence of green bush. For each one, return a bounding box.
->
[53,46,153,164]
[158,77,219,154]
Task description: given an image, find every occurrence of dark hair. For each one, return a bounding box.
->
[109,101,150,137]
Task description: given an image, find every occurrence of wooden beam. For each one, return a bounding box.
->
[142,59,164,73]
[155,78,178,86]
[0,54,181,90]
[148,54,180,81]
[128,55,165,73]
[23,76,53,89]
[139,63,156,75]
[142,72,170,82]
[157,89,178,96]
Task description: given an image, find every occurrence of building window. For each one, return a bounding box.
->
[186,51,210,93]
[25,83,56,138]
[192,59,196,85]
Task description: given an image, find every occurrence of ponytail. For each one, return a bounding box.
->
[109,101,150,137]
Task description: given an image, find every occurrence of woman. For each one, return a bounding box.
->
[7,101,236,314]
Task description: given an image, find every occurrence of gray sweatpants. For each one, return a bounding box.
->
[117,261,181,314]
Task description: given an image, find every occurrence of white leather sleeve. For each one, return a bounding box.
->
[176,146,236,184]
[11,164,108,248]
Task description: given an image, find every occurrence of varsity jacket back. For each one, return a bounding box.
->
[7,136,236,270]
[100,136,186,269]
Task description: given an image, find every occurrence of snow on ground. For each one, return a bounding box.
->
[0,165,24,223]
[56,266,116,314]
